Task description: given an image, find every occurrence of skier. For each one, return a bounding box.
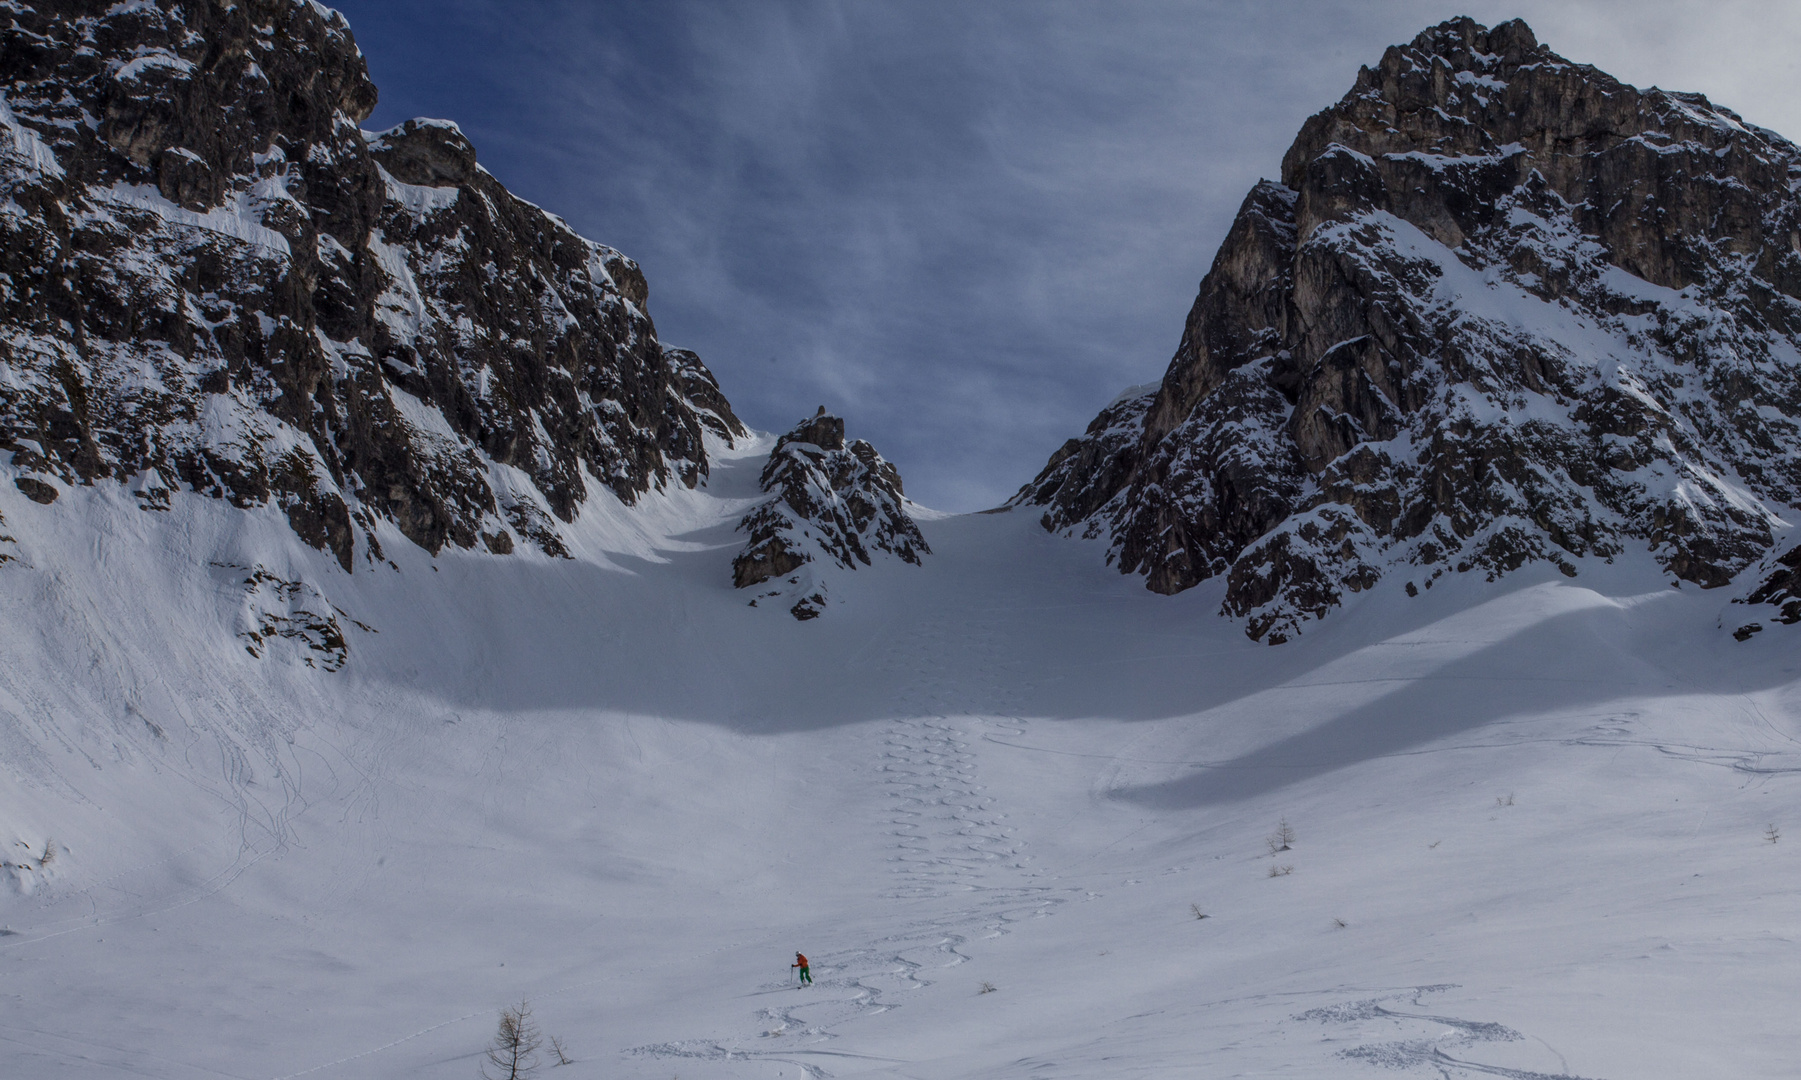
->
[792,952,811,986]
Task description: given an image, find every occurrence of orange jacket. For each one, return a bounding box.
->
[793,954,808,968]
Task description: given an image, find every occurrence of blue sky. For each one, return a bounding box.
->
[331,1,1801,511]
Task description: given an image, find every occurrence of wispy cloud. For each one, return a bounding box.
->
[338,0,1801,510]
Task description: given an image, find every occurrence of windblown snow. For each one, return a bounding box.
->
[0,437,1797,1080]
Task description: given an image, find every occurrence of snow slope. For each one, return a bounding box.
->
[1,440,1798,1079]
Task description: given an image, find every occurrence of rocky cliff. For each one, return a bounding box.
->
[734,409,927,619]
[0,0,743,570]
[1019,17,1801,642]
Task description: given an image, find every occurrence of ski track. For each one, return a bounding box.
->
[633,613,1074,1078]
[1297,985,1608,1080]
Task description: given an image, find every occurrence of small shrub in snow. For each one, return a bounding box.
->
[38,840,55,867]
[1191,903,1209,920]
[1267,864,1294,878]
[1766,824,1781,844]
[1333,917,1348,928]
[549,1035,572,1066]
[1495,794,1514,807]
[483,1001,542,1080]
[979,981,998,994]
[1266,818,1296,854]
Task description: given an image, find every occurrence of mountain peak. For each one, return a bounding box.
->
[1022,19,1801,642]
[1404,16,1539,63]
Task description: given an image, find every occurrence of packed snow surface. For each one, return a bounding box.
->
[0,439,1798,1079]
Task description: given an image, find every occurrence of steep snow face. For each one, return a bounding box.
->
[734,410,928,618]
[1021,17,1801,642]
[0,1,743,570]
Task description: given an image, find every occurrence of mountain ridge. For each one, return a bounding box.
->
[0,0,744,572]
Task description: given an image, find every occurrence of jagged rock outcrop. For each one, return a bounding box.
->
[1738,543,1801,631]
[222,561,371,671]
[0,0,744,571]
[734,409,928,619]
[1020,17,1801,642]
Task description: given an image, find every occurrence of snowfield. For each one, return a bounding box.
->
[1,437,1798,1079]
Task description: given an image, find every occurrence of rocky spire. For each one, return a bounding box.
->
[734,410,928,620]
[1020,17,1801,641]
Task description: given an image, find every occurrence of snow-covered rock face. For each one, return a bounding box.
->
[1737,543,1801,633]
[1020,17,1801,643]
[734,410,928,619]
[0,0,743,570]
